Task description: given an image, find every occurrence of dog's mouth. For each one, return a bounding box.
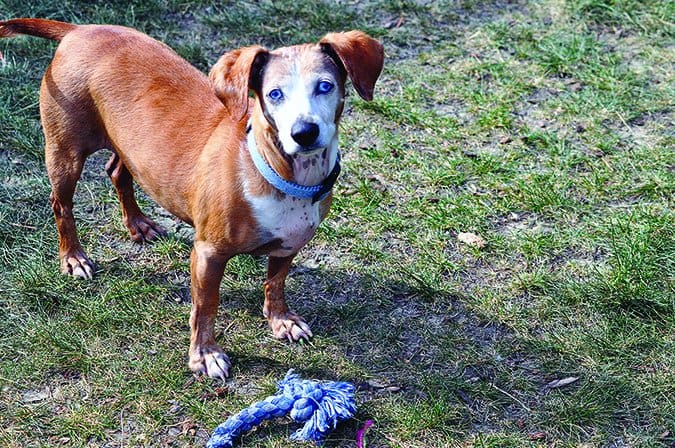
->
[295,144,326,155]
[281,139,327,157]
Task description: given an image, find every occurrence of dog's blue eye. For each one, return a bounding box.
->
[316,81,334,95]
[268,88,284,101]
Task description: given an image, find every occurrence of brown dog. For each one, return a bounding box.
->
[0,18,383,378]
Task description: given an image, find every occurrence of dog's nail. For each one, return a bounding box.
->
[299,321,312,336]
[72,265,86,278]
[290,325,304,341]
[205,352,230,379]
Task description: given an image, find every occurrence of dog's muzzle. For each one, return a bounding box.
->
[291,121,320,149]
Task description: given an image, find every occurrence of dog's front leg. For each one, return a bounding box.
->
[263,255,313,342]
[188,241,230,379]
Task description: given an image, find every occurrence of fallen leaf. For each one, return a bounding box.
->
[545,376,579,389]
[457,232,486,248]
[383,16,404,29]
[214,386,229,397]
[367,379,387,389]
[181,420,198,436]
[529,431,546,440]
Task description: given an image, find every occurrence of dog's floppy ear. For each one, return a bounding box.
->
[319,31,384,101]
[209,45,269,119]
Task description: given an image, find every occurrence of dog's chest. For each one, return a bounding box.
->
[248,194,321,257]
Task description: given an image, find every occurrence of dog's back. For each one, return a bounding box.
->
[2,19,228,219]
[52,23,222,213]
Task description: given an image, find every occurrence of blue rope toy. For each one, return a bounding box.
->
[207,370,357,448]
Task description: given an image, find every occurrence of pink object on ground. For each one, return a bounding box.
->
[356,420,374,448]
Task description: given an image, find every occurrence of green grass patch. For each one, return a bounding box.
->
[1,0,673,447]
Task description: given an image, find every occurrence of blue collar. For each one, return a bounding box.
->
[247,126,341,204]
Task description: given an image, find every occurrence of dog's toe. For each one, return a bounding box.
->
[127,215,167,243]
[269,312,313,342]
[205,352,230,379]
[189,346,230,379]
[61,251,95,279]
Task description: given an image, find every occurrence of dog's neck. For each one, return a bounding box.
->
[248,108,337,187]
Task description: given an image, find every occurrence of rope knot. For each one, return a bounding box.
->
[207,370,356,448]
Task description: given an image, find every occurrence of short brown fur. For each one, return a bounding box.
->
[0,18,383,378]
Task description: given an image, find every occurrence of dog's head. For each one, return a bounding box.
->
[209,31,384,157]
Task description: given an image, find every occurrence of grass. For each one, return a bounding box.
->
[1,0,673,446]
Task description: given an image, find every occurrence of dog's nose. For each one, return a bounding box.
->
[291,121,319,148]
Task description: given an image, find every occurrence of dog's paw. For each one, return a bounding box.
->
[61,251,95,279]
[189,345,231,379]
[268,312,313,342]
[127,215,167,243]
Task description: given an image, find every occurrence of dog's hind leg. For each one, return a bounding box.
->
[41,65,106,279]
[45,138,95,279]
[105,152,166,243]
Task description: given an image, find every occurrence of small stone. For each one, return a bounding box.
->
[22,389,49,403]
[303,258,321,269]
[168,400,182,414]
[367,175,388,193]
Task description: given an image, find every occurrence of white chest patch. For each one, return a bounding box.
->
[244,128,336,257]
[247,193,321,257]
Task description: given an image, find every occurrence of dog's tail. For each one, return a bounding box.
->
[0,18,77,41]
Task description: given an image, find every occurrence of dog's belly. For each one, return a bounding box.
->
[247,194,320,257]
